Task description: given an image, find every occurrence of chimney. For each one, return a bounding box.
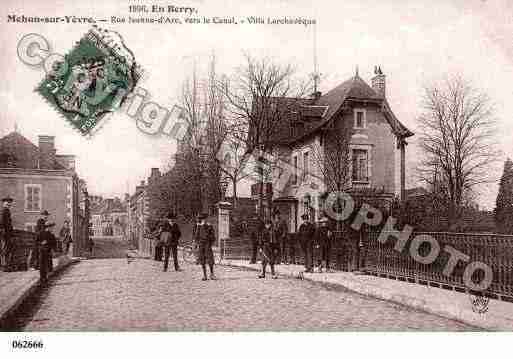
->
[310,91,322,101]
[38,135,56,169]
[151,168,161,177]
[56,155,76,170]
[135,180,146,195]
[371,66,386,98]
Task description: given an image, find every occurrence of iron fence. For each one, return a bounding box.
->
[221,228,513,299]
[364,231,513,299]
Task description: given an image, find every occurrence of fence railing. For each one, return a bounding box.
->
[221,229,513,299]
[222,231,359,271]
[364,231,513,298]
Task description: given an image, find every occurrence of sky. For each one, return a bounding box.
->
[1,0,512,209]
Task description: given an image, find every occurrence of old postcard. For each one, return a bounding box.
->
[0,0,512,357]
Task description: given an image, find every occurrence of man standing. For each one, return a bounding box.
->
[258,219,278,279]
[275,213,287,264]
[59,219,72,256]
[37,222,56,285]
[1,197,14,271]
[161,212,182,272]
[316,216,332,272]
[194,213,217,281]
[298,214,315,273]
[32,210,50,270]
[248,215,262,264]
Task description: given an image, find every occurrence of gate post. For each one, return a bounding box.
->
[217,201,232,259]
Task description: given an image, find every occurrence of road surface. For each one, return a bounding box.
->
[12,257,473,331]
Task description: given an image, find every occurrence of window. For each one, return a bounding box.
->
[292,155,298,185]
[303,151,309,182]
[354,109,366,128]
[24,184,42,212]
[352,149,369,182]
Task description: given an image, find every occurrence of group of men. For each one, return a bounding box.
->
[249,212,334,279]
[0,196,73,285]
[154,212,217,281]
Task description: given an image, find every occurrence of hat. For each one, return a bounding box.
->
[1,196,13,203]
[319,217,329,223]
[197,213,208,220]
[301,214,309,220]
[41,210,50,216]
[166,212,176,220]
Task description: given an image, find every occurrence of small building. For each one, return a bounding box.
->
[0,131,88,256]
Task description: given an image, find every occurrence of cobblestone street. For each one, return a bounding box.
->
[12,257,474,331]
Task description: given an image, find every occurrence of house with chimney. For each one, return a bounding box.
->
[259,67,414,232]
[0,131,88,256]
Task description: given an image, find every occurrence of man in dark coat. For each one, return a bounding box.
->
[258,219,280,279]
[316,216,332,272]
[298,213,315,272]
[274,214,288,264]
[32,210,50,270]
[59,219,72,255]
[194,213,217,280]
[1,197,14,271]
[161,212,182,272]
[248,215,262,264]
[37,222,56,285]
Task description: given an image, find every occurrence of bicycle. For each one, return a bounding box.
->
[182,244,197,264]
[181,244,222,264]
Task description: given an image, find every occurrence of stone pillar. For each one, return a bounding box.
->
[217,201,232,257]
[400,139,406,202]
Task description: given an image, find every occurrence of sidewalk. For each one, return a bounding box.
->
[223,259,513,331]
[0,256,79,327]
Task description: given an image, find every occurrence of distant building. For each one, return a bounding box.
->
[0,131,88,256]
[128,180,150,254]
[89,196,128,237]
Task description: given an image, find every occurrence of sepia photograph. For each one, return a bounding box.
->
[0,0,512,357]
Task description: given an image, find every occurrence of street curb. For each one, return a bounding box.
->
[0,257,80,328]
[220,261,486,330]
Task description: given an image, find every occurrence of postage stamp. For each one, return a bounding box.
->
[36,26,142,136]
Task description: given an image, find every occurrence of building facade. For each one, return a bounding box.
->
[0,131,89,256]
[257,68,414,233]
[89,196,128,237]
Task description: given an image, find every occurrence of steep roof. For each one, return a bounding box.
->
[282,74,414,145]
[0,131,67,170]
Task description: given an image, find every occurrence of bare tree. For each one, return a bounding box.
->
[175,55,230,215]
[310,118,353,230]
[417,75,499,224]
[221,54,311,153]
[218,136,251,209]
[220,53,312,219]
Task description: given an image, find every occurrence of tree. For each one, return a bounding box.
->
[218,136,251,209]
[417,75,499,225]
[176,55,229,216]
[495,158,513,234]
[311,119,353,194]
[220,54,311,219]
